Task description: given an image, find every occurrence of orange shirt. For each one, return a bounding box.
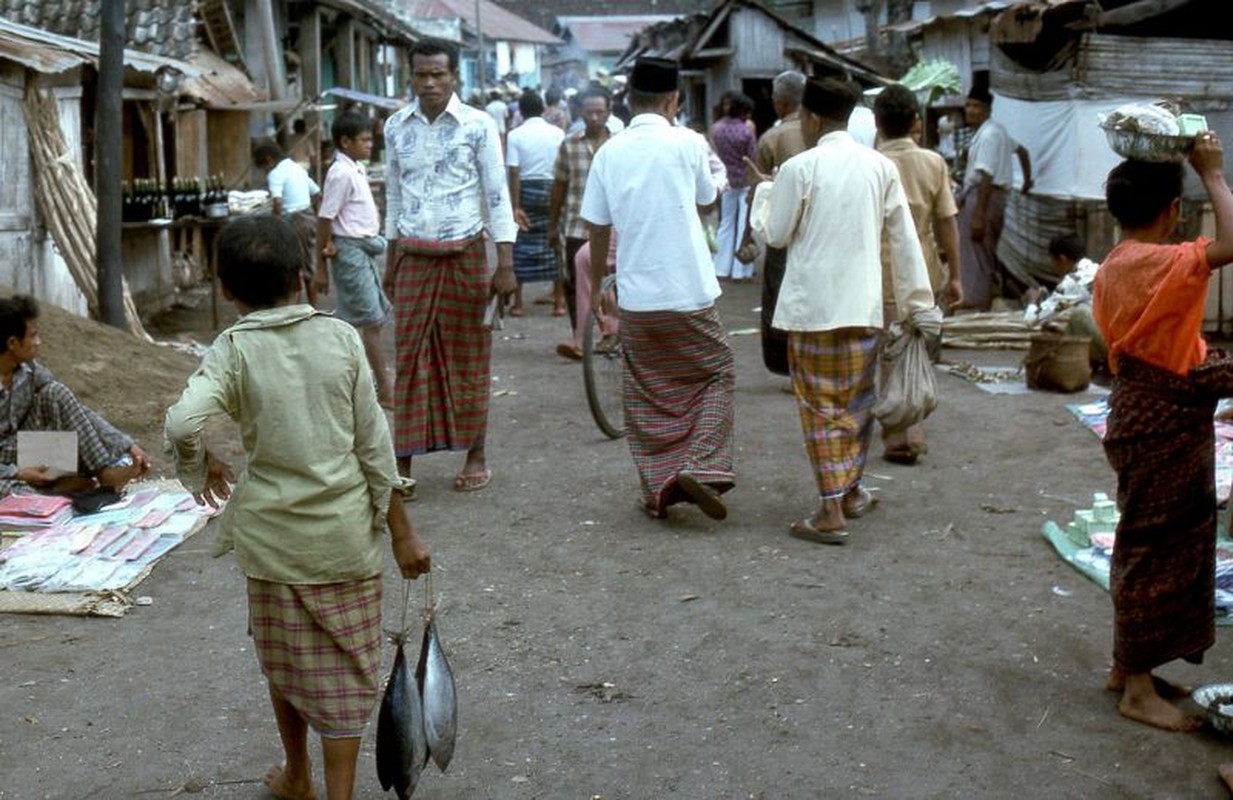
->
[1092,237,1210,375]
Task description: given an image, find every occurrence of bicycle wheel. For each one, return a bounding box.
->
[582,306,625,439]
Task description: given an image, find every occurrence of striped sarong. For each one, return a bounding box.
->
[956,184,1006,311]
[622,307,736,509]
[1103,354,1233,672]
[332,235,391,328]
[392,238,491,457]
[789,329,882,500]
[512,179,556,284]
[248,575,383,738]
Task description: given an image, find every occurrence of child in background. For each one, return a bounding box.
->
[1025,233,1106,373]
[1090,132,1233,735]
[315,112,395,410]
[165,215,430,800]
[253,140,321,307]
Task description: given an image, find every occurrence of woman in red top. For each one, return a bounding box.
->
[1091,133,1233,735]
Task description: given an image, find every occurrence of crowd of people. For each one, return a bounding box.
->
[6,32,1233,799]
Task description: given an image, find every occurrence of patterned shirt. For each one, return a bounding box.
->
[383,93,517,244]
[709,117,757,188]
[552,128,610,240]
[0,362,131,490]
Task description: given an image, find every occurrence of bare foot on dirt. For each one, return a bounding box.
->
[1117,694,1205,732]
[264,763,316,800]
[1218,763,1233,793]
[1106,668,1192,698]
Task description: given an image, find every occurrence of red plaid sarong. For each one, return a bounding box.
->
[392,237,492,456]
[621,307,736,509]
[247,575,383,738]
[788,329,882,500]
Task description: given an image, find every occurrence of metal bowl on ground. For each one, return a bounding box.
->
[1101,125,1196,163]
[1192,683,1233,734]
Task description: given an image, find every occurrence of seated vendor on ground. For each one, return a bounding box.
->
[1023,233,1108,373]
[0,295,150,497]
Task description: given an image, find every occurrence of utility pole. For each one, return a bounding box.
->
[475,0,485,91]
[96,0,125,329]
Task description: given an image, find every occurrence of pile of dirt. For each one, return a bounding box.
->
[1,287,221,478]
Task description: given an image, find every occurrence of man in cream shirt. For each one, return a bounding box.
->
[750,77,935,546]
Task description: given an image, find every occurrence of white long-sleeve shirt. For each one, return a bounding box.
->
[751,130,933,331]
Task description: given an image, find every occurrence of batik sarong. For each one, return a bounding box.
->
[248,575,383,738]
[788,328,882,500]
[392,238,491,457]
[513,179,556,284]
[621,307,736,509]
[1103,353,1233,673]
[332,235,391,328]
[956,184,1006,311]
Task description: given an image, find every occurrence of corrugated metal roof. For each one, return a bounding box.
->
[888,1,1014,35]
[435,0,561,44]
[0,0,198,61]
[0,15,199,75]
[558,15,680,53]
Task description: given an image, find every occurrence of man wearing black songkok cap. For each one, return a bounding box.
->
[957,80,1033,309]
[579,56,737,522]
[748,75,938,545]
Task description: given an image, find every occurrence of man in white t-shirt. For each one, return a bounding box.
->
[254,139,321,304]
[506,90,566,316]
[580,56,735,522]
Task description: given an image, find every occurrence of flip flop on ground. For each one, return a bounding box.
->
[454,469,492,492]
[675,473,727,521]
[842,486,880,518]
[789,518,849,545]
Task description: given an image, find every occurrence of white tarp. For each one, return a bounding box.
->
[990,93,1143,201]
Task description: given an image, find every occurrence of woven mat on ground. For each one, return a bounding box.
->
[942,311,1033,350]
[0,480,218,617]
[1042,517,1233,626]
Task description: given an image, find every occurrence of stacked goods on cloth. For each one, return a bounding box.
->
[376,574,457,798]
[1024,332,1091,392]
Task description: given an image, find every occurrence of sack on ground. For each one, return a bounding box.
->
[874,318,939,430]
[1024,332,1090,393]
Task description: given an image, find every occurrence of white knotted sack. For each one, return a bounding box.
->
[873,306,943,430]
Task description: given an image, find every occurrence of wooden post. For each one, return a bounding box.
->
[96,0,125,328]
[298,7,323,181]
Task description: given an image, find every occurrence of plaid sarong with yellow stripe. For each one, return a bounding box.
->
[247,575,383,738]
[392,238,491,457]
[622,307,736,508]
[789,329,882,500]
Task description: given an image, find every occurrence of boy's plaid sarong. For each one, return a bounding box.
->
[788,329,882,500]
[392,237,491,457]
[248,575,383,738]
[621,307,736,508]
[512,179,556,284]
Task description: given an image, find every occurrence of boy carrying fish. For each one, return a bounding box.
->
[165,214,431,800]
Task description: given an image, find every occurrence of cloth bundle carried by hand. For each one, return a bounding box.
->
[874,306,943,430]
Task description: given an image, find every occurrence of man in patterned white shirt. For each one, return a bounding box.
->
[383,37,518,494]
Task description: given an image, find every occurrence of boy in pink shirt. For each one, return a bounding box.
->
[316,113,394,408]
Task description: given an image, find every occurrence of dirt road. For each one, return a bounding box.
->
[3,280,1233,799]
